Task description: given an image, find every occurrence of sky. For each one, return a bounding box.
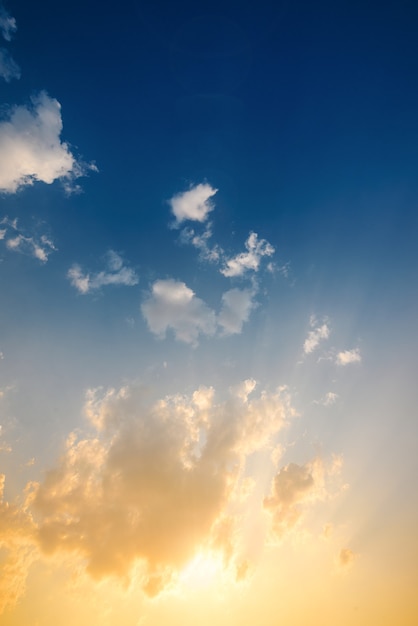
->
[0,0,418,624]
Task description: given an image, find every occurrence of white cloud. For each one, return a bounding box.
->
[303,317,330,354]
[1,217,56,262]
[68,250,138,294]
[221,232,275,278]
[322,392,339,406]
[336,348,361,366]
[169,183,217,224]
[0,6,17,41]
[141,279,216,345]
[0,91,97,194]
[0,48,20,82]
[180,223,221,262]
[218,288,255,335]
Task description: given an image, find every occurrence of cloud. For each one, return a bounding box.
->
[180,223,221,262]
[28,381,289,593]
[141,279,216,345]
[0,217,56,262]
[303,316,330,354]
[0,91,97,194]
[0,48,20,81]
[338,547,355,568]
[0,6,17,41]
[221,232,274,278]
[264,457,341,538]
[218,288,255,335]
[68,250,138,294]
[335,348,361,366]
[315,392,339,407]
[169,183,218,224]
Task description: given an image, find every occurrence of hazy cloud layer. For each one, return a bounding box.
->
[68,250,138,294]
[169,183,218,224]
[0,48,20,81]
[0,92,97,194]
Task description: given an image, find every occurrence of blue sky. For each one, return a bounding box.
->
[1,1,418,624]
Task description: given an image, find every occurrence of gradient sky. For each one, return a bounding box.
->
[1,1,418,624]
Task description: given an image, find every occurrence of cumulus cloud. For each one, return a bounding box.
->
[0,48,20,81]
[221,232,274,278]
[141,279,216,345]
[303,316,330,354]
[0,6,16,41]
[218,288,255,335]
[0,91,97,194]
[315,392,339,407]
[68,250,138,294]
[336,348,361,366]
[28,382,289,593]
[0,217,56,262]
[264,457,341,538]
[169,183,218,224]
[180,223,221,263]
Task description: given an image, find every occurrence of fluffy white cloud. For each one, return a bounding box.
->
[0,6,16,41]
[221,232,274,278]
[0,91,97,194]
[141,279,216,345]
[303,316,330,354]
[0,48,20,82]
[180,223,221,262]
[336,348,361,366]
[169,183,217,224]
[218,288,255,335]
[68,250,138,294]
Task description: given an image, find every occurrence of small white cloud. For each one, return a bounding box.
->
[0,91,97,194]
[1,218,56,262]
[0,48,20,82]
[180,223,221,263]
[218,288,255,335]
[169,183,217,224]
[68,250,138,294]
[141,279,216,345]
[0,6,17,41]
[303,317,330,354]
[314,391,339,407]
[221,232,274,278]
[335,348,361,366]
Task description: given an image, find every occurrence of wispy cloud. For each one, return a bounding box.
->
[0,92,97,194]
[68,250,138,294]
[0,5,17,41]
[303,316,330,354]
[221,232,275,278]
[335,348,361,366]
[141,279,216,345]
[0,217,56,262]
[169,183,218,224]
[0,48,20,82]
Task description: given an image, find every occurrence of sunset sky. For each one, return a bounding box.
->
[1,1,418,624]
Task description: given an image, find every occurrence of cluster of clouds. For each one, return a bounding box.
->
[0,379,346,606]
[140,183,278,345]
[303,316,361,368]
[0,216,56,262]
